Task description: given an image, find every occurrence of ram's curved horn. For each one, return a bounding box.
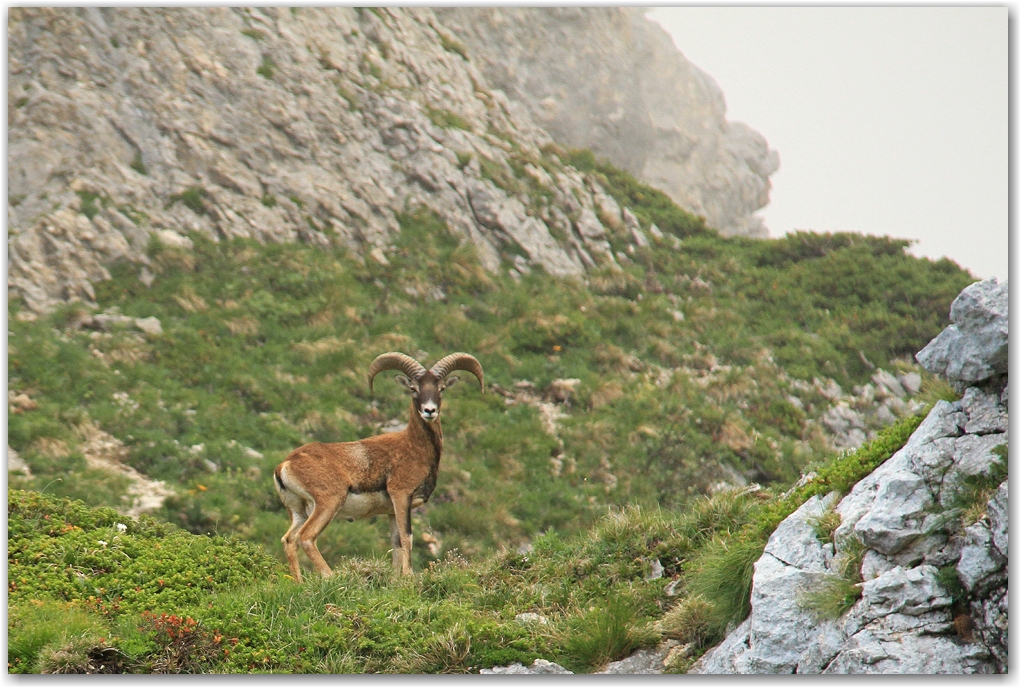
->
[430,353,484,393]
[367,352,427,393]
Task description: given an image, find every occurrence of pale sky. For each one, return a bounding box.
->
[647,7,1008,281]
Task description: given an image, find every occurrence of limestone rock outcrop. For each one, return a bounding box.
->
[915,277,1008,393]
[691,278,1008,674]
[435,8,779,237]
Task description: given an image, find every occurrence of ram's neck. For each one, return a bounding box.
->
[407,401,443,463]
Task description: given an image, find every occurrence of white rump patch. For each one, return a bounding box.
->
[276,463,315,517]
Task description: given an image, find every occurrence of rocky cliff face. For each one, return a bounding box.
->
[435,8,779,238]
[692,277,1008,674]
[7,7,656,313]
[8,7,774,315]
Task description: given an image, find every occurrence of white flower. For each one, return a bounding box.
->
[116,523,127,533]
[97,540,107,547]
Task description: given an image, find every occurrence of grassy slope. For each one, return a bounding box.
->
[8,148,972,673]
[8,150,971,569]
[7,410,930,673]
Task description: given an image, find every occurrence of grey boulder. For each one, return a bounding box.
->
[916,278,1008,390]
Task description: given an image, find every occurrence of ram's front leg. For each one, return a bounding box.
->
[389,492,415,576]
[388,514,403,573]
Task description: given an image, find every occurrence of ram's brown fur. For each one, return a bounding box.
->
[273,352,482,581]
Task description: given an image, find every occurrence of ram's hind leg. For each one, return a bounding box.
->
[281,505,308,583]
[295,490,348,578]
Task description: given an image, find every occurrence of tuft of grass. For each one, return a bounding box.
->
[808,507,842,546]
[659,595,715,649]
[426,107,471,132]
[336,83,359,110]
[439,33,468,60]
[800,575,862,621]
[17,96,29,108]
[949,445,1007,528]
[166,186,208,215]
[918,373,959,405]
[261,193,277,208]
[800,532,865,620]
[241,28,265,41]
[361,54,383,81]
[256,55,275,80]
[129,152,147,176]
[478,156,521,194]
[832,533,866,581]
[76,190,103,220]
[684,537,763,639]
[456,151,473,170]
[561,594,658,673]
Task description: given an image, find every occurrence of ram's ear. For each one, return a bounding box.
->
[441,375,461,392]
[395,375,419,394]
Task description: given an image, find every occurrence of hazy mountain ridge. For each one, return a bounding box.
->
[435,7,779,237]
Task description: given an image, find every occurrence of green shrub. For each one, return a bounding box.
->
[935,564,967,606]
[8,490,284,615]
